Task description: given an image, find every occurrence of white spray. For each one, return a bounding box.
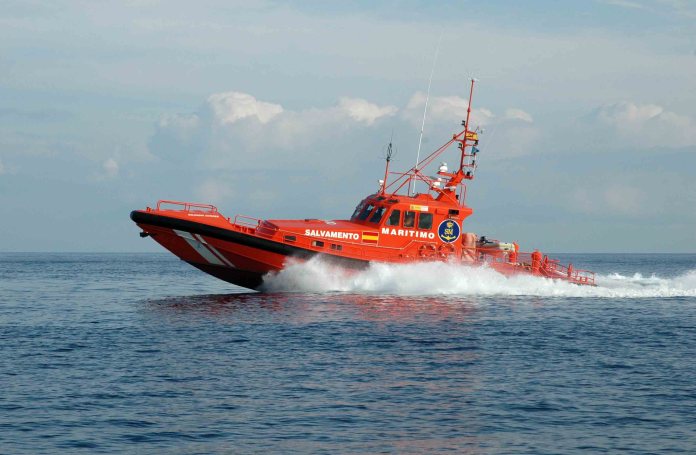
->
[261,257,696,298]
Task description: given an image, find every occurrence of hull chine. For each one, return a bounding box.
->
[186,261,265,290]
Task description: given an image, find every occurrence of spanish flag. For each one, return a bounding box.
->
[362,231,379,244]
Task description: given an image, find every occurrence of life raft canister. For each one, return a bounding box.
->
[462,232,477,262]
[531,250,543,273]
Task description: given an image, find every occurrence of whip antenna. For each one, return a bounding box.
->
[410,31,443,196]
[379,130,396,195]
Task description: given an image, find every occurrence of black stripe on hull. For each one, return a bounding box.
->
[131,210,370,270]
[186,261,265,290]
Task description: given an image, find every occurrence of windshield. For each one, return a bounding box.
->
[350,202,365,220]
[369,206,386,224]
[357,204,375,221]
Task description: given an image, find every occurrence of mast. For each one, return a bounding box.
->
[381,78,481,205]
[459,78,476,171]
[444,78,479,205]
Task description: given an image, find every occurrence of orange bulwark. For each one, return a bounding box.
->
[131,80,596,290]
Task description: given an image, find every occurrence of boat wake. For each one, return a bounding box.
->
[261,257,696,298]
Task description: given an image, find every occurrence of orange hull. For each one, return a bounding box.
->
[131,201,595,291]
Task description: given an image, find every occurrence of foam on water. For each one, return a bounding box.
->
[262,257,696,297]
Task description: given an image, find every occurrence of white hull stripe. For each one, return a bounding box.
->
[193,233,235,268]
[173,229,225,266]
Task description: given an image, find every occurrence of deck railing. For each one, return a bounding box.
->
[155,200,218,214]
[233,215,262,228]
[482,250,595,285]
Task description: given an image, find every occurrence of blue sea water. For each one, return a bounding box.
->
[1,252,696,454]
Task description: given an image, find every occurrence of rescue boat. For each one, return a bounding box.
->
[131,80,595,290]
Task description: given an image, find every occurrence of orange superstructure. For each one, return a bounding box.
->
[131,80,595,290]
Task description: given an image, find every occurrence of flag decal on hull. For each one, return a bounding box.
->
[361,231,379,244]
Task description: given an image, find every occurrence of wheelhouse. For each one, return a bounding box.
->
[348,193,473,249]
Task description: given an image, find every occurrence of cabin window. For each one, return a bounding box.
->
[369,206,386,223]
[284,235,296,242]
[418,213,433,230]
[330,244,343,251]
[386,209,401,226]
[403,211,416,228]
[357,204,375,221]
[351,202,365,220]
[311,240,324,248]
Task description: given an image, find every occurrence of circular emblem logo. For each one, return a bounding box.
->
[438,219,461,243]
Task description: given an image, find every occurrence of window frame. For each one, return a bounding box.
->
[357,203,375,221]
[369,206,387,224]
[418,212,433,230]
[403,210,416,228]
[386,209,401,226]
[351,202,366,220]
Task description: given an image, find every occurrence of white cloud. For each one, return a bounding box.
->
[159,113,200,130]
[337,97,397,125]
[202,91,396,136]
[404,92,496,128]
[504,108,533,123]
[654,0,696,18]
[152,90,402,171]
[400,94,540,159]
[195,179,235,206]
[597,101,663,124]
[595,101,696,148]
[155,90,542,169]
[207,92,283,125]
[102,158,119,178]
[603,0,696,17]
[602,0,646,10]
[259,97,396,148]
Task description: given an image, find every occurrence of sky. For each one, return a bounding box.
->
[1,0,694,253]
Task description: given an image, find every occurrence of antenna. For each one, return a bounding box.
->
[380,131,395,194]
[410,31,443,196]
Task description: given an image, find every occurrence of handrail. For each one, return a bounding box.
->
[156,199,218,213]
[484,250,595,285]
[233,215,262,228]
